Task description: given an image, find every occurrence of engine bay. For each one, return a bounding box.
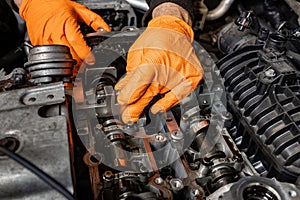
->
[1,0,300,199]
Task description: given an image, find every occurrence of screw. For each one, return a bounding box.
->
[192,189,200,197]
[155,134,165,141]
[289,190,297,197]
[103,171,113,181]
[155,177,163,185]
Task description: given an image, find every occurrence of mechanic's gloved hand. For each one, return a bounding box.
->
[19,0,111,73]
[115,15,203,123]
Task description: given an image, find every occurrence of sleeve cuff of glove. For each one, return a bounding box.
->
[147,15,194,40]
[143,0,194,26]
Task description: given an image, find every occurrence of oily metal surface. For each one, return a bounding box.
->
[0,82,73,200]
[25,45,75,83]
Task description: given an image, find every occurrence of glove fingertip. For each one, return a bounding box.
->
[114,79,125,90]
[151,103,166,114]
[91,19,111,32]
[114,72,134,90]
[122,109,139,124]
[101,25,111,32]
[122,115,139,124]
[151,93,179,114]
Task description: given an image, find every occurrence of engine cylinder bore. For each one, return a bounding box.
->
[25,45,76,83]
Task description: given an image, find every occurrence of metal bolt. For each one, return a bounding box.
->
[139,165,147,173]
[170,178,184,191]
[289,190,297,197]
[155,177,163,185]
[189,162,199,170]
[192,189,200,197]
[155,134,165,141]
[265,69,276,78]
[221,111,232,120]
[171,130,183,140]
[103,171,113,180]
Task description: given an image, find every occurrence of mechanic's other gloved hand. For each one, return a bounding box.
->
[115,15,203,123]
[19,0,111,74]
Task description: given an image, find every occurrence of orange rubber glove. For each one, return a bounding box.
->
[19,0,111,72]
[115,15,204,123]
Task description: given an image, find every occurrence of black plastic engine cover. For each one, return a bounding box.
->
[217,37,300,182]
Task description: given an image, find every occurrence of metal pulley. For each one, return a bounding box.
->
[24,45,76,83]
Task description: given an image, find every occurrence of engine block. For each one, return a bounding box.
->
[2,0,300,197]
[217,33,300,182]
